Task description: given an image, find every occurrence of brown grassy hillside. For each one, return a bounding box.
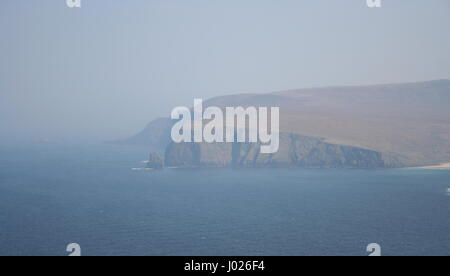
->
[119,80,450,166]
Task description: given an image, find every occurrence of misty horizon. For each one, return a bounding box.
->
[1,0,450,144]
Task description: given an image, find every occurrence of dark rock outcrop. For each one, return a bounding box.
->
[146,152,164,169]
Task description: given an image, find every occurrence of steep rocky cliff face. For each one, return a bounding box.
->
[165,133,401,169]
[165,142,233,168]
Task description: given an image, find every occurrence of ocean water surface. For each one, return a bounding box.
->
[0,144,449,256]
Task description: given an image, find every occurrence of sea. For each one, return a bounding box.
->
[0,143,449,256]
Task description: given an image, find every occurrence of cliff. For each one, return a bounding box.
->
[118,80,450,167]
[164,133,401,169]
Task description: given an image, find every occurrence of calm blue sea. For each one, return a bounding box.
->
[0,143,449,256]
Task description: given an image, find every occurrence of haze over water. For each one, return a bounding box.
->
[1,144,449,256]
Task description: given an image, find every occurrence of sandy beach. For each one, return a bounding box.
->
[418,163,450,169]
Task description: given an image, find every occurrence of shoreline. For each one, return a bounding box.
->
[416,163,450,170]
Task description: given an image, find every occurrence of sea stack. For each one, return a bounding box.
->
[146,152,164,169]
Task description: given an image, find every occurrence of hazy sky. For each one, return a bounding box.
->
[1,0,449,143]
